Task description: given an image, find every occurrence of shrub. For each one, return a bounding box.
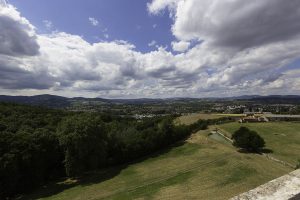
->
[296,159,300,169]
[232,127,265,152]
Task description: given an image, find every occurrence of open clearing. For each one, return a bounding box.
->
[22,126,293,200]
[218,122,300,165]
[175,113,223,125]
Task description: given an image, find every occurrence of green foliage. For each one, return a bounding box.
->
[232,127,265,152]
[57,114,107,176]
[296,159,300,169]
[0,103,211,198]
[0,103,64,198]
[106,116,191,165]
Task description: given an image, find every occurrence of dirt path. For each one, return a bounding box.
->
[214,130,233,143]
[263,154,295,169]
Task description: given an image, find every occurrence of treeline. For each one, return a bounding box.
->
[0,103,66,199]
[0,103,230,198]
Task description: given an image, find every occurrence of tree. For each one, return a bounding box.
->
[296,159,300,169]
[57,114,108,176]
[232,127,265,152]
[1,103,222,198]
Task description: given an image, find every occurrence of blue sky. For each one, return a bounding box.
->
[9,0,174,53]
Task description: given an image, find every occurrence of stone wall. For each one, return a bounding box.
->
[230,169,300,200]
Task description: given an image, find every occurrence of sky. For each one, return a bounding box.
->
[0,0,300,98]
[8,0,175,52]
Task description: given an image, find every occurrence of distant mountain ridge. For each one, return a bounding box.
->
[0,94,299,108]
[0,95,70,108]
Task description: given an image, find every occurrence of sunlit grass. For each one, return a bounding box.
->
[218,122,300,165]
[21,128,292,200]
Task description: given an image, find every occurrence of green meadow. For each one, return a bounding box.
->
[21,122,296,200]
[218,122,300,165]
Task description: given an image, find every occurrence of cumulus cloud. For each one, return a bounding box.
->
[0,1,300,97]
[0,0,7,7]
[149,0,300,50]
[43,20,53,30]
[146,0,300,96]
[148,40,157,47]
[104,34,109,39]
[0,50,56,90]
[88,17,99,26]
[0,4,39,56]
[171,41,190,52]
[36,33,143,91]
[147,0,180,16]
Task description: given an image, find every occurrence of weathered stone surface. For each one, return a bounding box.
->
[230,169,300,200]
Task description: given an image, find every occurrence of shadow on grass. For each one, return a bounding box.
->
[18,166,126,200]
[237,148,273,154]
[18,140,188,200]
[261,148,273,154]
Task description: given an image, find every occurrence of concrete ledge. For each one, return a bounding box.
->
[230,169,300,200]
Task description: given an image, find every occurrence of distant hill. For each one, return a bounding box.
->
[245,95,300,104]
[0,95,70,108]
[0,94,299,108]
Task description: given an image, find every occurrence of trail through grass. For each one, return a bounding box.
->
[218,122,300,165]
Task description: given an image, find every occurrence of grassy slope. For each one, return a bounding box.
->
[22,129,290,200]
[218,122,300,165]
[175,114,222,125]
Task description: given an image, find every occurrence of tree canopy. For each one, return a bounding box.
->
[232,127,265,152]
[0,103,230,198]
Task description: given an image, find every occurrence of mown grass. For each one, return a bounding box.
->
[218,122,300,165]
[175,113,222,125]
[20,127,291,200]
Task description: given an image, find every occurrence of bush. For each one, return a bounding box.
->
[232,127,265,152]
[296,159,300,169]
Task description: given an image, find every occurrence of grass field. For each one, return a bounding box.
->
[175,113,223,125]
[214,114,246,117]
[218,122,300,166]
[21,127,292,200]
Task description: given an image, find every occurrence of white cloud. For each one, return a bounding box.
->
[0,4,39,56]
[149,0,300,50]
[0,0,7,7]
[88,17,99,26]
[171,41,190,52]
[0,1,300,98]
[153,24,157,29]
[146,0,300,96]
[104,34,109,39]
[147,0,180,16]
[43,20,53,30]
[148,40,157,47]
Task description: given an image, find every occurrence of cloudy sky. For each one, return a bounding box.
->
[0,0,300,98]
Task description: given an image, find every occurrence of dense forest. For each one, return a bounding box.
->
[0,103,232,199]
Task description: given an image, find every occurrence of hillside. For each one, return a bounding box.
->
[218,122,300,165]
[20,124,296,200]
[0,94,299,109]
